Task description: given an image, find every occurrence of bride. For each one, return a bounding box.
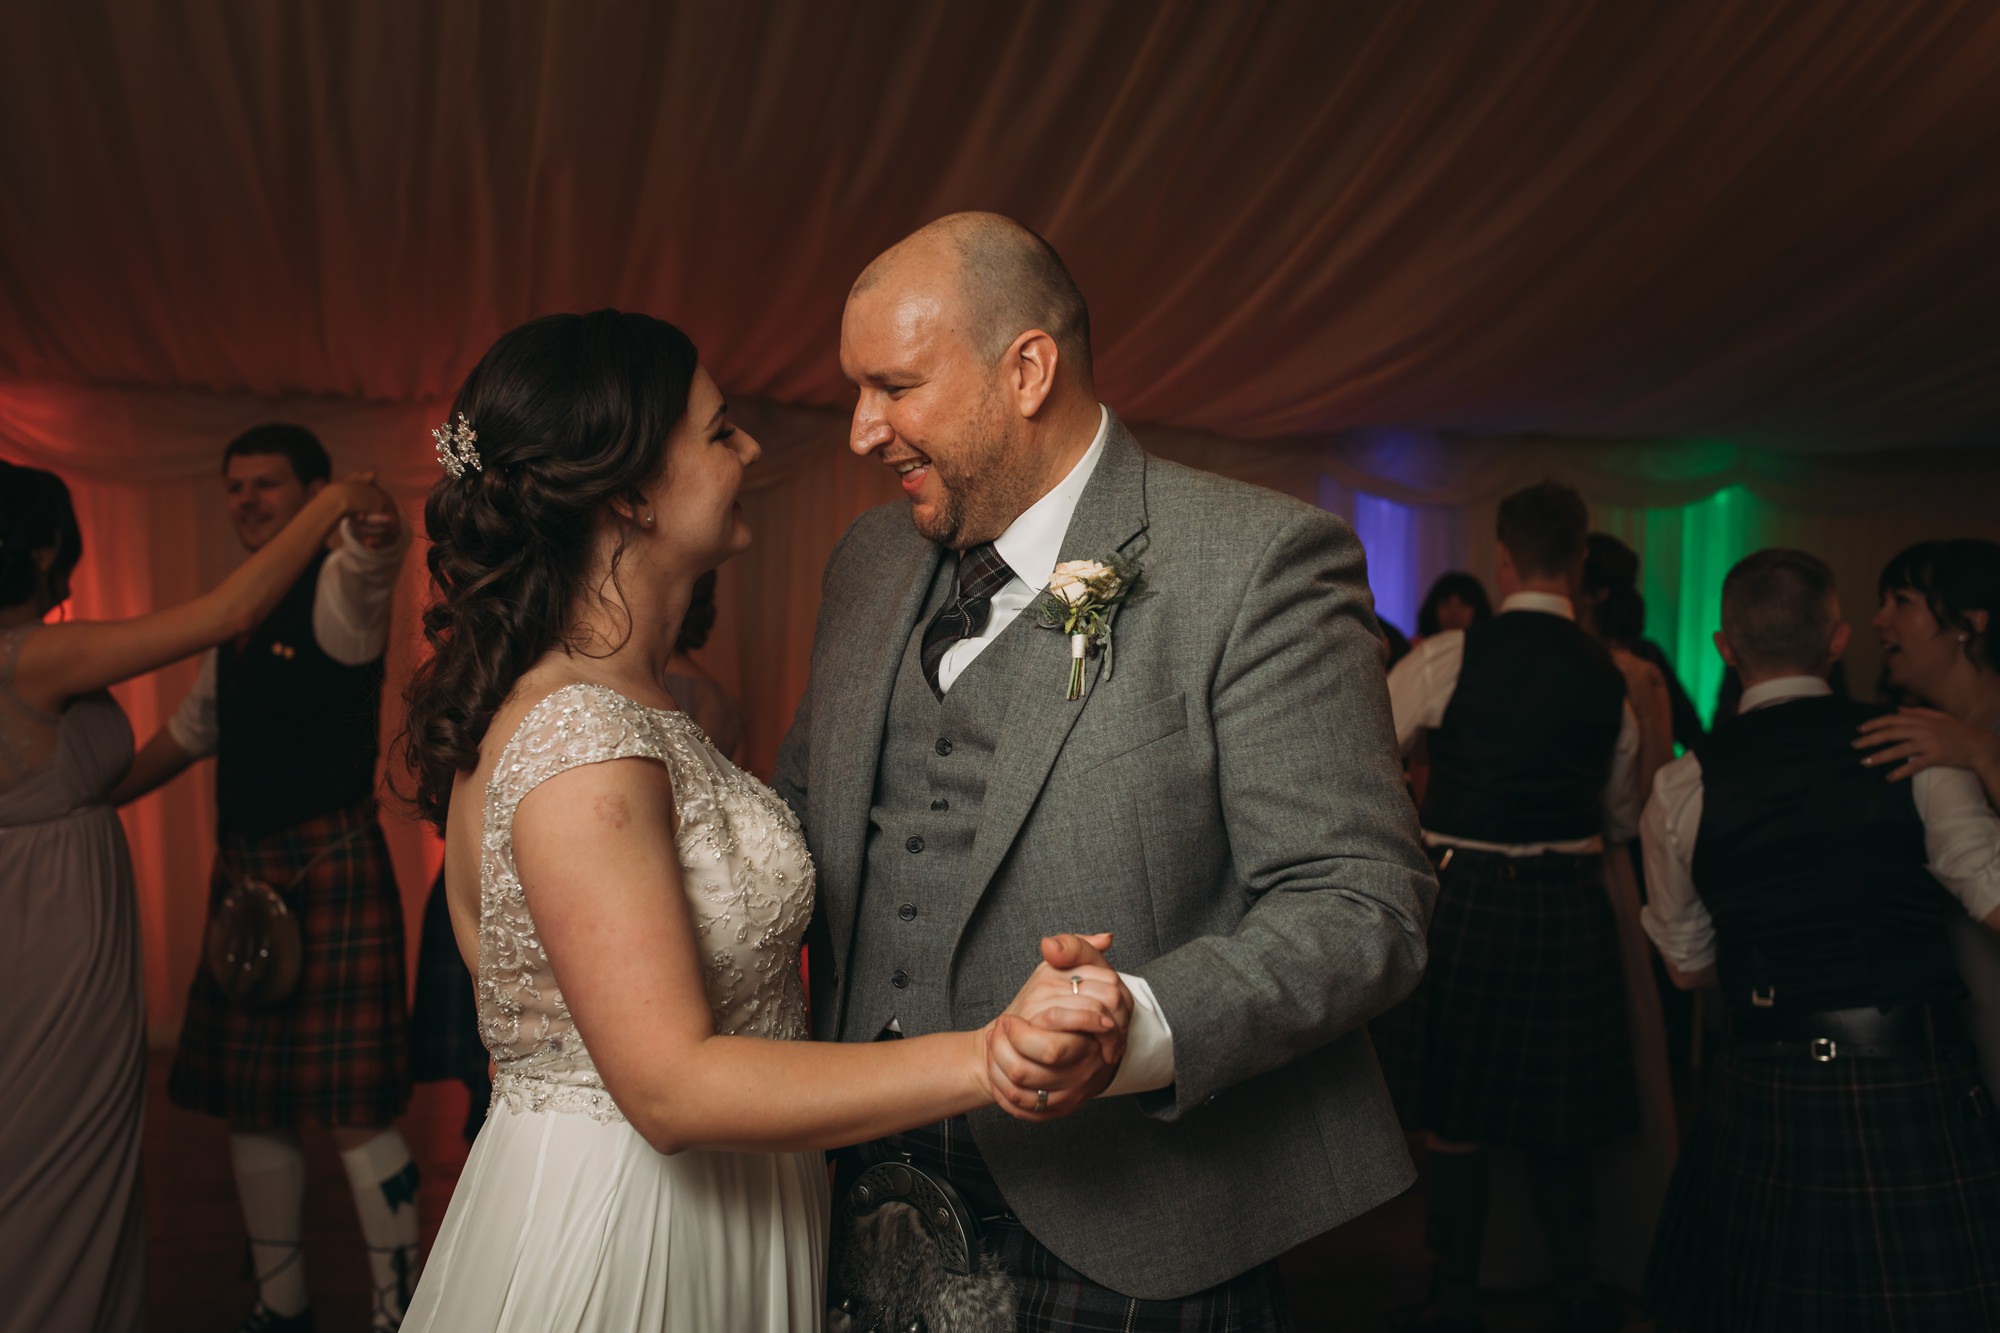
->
[398,311,1125,1331]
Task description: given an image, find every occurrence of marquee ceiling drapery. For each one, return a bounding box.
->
[3,0,1998,454]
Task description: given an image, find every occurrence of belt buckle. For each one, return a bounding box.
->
[1810,1036,1838,1063]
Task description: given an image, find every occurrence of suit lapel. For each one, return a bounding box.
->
[817,527,943,970]
[952,419,1151,928]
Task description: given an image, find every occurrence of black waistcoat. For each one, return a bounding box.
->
[1421,610,1627,844]
[1692,693,1960,1017]
[215,553,385,839]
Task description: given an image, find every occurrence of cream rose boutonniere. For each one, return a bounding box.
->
[1034,547,1146,700]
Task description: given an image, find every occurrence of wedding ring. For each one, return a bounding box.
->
[1070,975,1082,995]
[1035,1088,1049,1111]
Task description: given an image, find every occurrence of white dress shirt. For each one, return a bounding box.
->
[925,405,1173,1097]
[167,519,408,758]
[1386,591,1644,852]
[1639,675,2000,974]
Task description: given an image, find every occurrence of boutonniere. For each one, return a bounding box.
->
[1034,548,1146,700]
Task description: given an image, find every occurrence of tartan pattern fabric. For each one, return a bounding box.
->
[1373,848,1636,1149]
[409,867,485,1085]
[1646,1045,2000,1333]
[920,542,1015,699]
[168,801,411,1129]
[840,1118,1292,1331]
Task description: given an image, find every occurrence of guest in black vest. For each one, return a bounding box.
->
[1640,548,2000,1331]
[115,425,419,1333]
[1379,481,1641,1333]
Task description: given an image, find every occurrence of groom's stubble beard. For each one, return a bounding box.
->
[909,386,1038,550]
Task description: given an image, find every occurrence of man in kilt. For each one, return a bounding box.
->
[117,424,418,1333]
[1379,480,1642,1333]
[1639,548,2000,1332]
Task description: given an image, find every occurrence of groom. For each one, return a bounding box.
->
[776,213,1435,1324]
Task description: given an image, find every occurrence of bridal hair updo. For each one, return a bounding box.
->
[402,310,699,830]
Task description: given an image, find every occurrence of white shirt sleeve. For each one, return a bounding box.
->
[312,519,408,667]
[1386,631,1464,753]
[1639,751,1715,973]
[1100,973,1176,1097]
[1602,701,1644,844]
[165,648,221,759]
[1913,765,2000,921]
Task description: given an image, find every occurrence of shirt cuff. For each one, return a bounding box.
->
[1640,903,1716,975]
[1101,972,1175,1097]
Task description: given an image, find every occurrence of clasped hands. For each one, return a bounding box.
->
[330,471,402,549]
[980,932,1134,1123]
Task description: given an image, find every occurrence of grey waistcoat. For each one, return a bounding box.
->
[841,557,1034,1042]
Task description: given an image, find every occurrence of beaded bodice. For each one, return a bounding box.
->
[479,683,815,1120]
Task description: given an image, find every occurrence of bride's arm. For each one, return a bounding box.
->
[514,756,1119,1156]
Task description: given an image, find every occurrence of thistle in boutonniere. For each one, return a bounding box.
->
[1034,549,1146,700]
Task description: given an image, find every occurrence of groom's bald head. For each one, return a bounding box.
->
[853,213,1094,387]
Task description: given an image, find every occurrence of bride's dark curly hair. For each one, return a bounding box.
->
[402,310,699,831]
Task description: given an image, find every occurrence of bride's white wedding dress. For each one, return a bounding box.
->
[403,684,830,1332]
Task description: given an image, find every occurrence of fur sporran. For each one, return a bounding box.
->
[204,877,302,1008]
[828,1161,1015,1333]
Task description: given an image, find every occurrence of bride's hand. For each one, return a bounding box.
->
[983,933,1133,1121]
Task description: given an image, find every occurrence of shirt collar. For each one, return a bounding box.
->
[1738,675,1832,714]
[991,404,1110,591]
[1498,590,1575,621]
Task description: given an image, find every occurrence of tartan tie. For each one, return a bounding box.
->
[920,542,1015,699]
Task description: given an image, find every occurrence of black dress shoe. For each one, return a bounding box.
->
[234,1303,315,1333]
[1388,1304,1486,1333]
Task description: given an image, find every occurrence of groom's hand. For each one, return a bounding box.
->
[985,933,1133,1120]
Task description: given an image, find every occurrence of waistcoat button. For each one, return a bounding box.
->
[906,835,924,854]
[935,737,953,756]
[930,798,949,812]
[898,904,917,921]
[891,969,909,989]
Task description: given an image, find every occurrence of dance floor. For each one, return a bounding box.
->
[141,1053,1648,1330]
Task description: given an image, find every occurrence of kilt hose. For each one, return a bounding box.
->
[1646,1044,2000,1333]
[837,1117,1293,1332]
[168,801,411,1130]
[1373,846,1636,1150]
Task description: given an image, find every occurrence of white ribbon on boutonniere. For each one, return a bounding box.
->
[1033,546,1147,700]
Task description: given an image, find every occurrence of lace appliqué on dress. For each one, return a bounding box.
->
[478,684,816,1122]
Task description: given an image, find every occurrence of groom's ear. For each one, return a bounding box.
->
[1004,328,1059,419]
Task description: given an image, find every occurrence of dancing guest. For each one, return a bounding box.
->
[1856,538,2000,1099]
[1582,533,1702,754]
[1380,481,1641,1333]
[112,425,419,1333]
[1642,548,2000,1330]
[0,458,390,1333]
[1417,570,1492,640]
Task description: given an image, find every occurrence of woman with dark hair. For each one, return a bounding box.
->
[1415,570,1491,639]
[397,312,1119,1332]
[1857,538,2000,1098]
[0,458,389,1333]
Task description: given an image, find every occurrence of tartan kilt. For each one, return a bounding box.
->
[1373,847,1636,1149]
[1645,1044,2000,1333]
[409,866,486,1085]
[168,801,411,1129]
[836,1118,1292,1331]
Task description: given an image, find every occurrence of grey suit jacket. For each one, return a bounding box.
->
[775,417,1435,1298]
